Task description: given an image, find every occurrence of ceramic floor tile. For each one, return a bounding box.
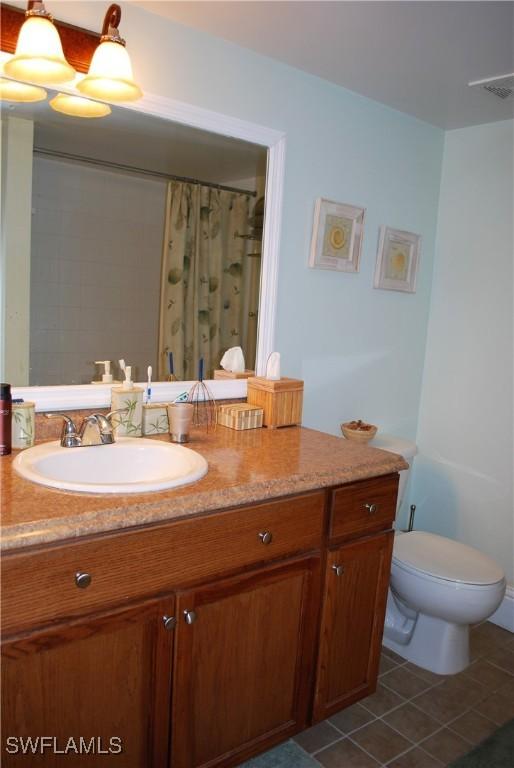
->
[420,727,471,764]
[473,689,514,725]
[402,662,446,686]
[293,721,341,754]
[448,709,498,745]
[360,683,405,716]
[328,703,375,734]
[486,646,514,674]
[349,719,412,764]
[463,658,512,690]
[472,621,513,649]
[386,746,443,768]
[379,654,398,676]
[241,740,319,768]
[380,666,432,699]
[412,683,469,724]
[383,702,441,742]
[316,737,380,768]
[381,647,407,665]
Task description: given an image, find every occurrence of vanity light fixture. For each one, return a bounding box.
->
[49,93,112,118]
[77,4,142,102]
[0,77,47,103]
[3,1,75,85]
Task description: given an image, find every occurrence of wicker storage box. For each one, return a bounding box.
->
[213,369,255,380]
[217,403,264,431]
[246,377,304,429]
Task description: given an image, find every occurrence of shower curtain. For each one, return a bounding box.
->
[158,181,259,381]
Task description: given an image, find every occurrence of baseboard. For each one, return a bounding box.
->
[489,584,514,633]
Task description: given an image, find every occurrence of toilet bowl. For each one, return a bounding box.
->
[371,435,506,675]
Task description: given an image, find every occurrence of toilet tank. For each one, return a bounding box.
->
[370,435,417,513]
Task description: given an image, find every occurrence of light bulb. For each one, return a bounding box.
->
[77,40,142,102]
[0,77,47,103]
[4,15,75,85]
[49,93,111,118]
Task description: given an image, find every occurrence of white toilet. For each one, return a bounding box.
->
[373,435,506,675]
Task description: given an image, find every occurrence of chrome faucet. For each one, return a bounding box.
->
[45,410,127,448]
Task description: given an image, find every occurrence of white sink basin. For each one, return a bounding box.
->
[13,438,208,494]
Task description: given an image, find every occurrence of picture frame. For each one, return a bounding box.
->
[374,226,421,293]
[309,198,365,273]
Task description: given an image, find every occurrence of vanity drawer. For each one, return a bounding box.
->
[329,475,398,541]
[1,491,325,635]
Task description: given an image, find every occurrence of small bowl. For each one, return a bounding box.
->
[341,421,377,443]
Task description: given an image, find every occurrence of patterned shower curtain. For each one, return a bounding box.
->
[158,181,258,380]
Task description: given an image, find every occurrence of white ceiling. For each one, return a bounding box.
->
[136,0,514,129]
[5,96,266,187]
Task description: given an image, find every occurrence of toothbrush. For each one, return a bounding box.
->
[168,351,177,382]
[146,366,152,404]
[173,391,188,403]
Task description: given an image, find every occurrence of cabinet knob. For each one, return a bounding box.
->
[162,615,177,631]
[258,530,273,545]
[364,503,378,514]
[183,610,197,625]
[75,571,91,589]
[332,564,345,577]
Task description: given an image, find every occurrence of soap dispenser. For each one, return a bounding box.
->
[92,360,115,385]
[110,361,143,437]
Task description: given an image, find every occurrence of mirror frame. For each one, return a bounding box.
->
[2,66,286,410]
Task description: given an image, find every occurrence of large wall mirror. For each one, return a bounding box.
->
[1,88,269,392]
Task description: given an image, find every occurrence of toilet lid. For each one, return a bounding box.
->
[393,531,505,586]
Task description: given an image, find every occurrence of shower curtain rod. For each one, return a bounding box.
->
[33,147,258,197]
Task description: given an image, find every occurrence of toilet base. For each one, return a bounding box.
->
[383,612,470,675]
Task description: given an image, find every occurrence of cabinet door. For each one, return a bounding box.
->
[313,532,393,721]
[1,596,175,767]
[171,556,320,768]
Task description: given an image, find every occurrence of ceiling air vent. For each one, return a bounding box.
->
[469,73,514,100]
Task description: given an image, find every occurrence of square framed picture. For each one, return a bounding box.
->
[309,198,365,273]
[374,226,421,293]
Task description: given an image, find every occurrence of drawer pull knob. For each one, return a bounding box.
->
[184,610,197,625]
[162,615,177,631]
[259,530,273,545]
[364,503,378,514]
[75,571,91,589]
[332,564,345,577]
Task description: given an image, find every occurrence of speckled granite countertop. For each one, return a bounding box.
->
[1,426,406,552]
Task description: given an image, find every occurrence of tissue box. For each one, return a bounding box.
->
[213,369,255,380]
[217,403,263,430]
[247,377,304,429]
[142,404,169,435]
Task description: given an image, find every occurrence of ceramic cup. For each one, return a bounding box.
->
[167,403,194,443]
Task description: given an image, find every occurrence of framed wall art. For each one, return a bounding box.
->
[374,226,421,293]
[309,198,365,273]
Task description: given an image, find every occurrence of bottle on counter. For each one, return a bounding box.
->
[110,364,143,437]
[0,383,12,456]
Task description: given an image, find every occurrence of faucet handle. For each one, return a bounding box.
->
[45,413,81,447]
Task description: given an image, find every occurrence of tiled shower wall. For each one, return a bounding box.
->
[30,156,167,385]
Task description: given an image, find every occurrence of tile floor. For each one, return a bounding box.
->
[242,622,514,768]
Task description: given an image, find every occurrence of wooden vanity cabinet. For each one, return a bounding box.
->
[1,596,175,767]
[1,476,398,767]
[171,556,321,768]
[313,531,394,721]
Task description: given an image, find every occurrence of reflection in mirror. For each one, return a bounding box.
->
[1,89,267,386]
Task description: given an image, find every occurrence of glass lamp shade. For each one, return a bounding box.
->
[49,93,111,118]
[77,40,142,101]
[4,15,75,85]
[0,77,47,102]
